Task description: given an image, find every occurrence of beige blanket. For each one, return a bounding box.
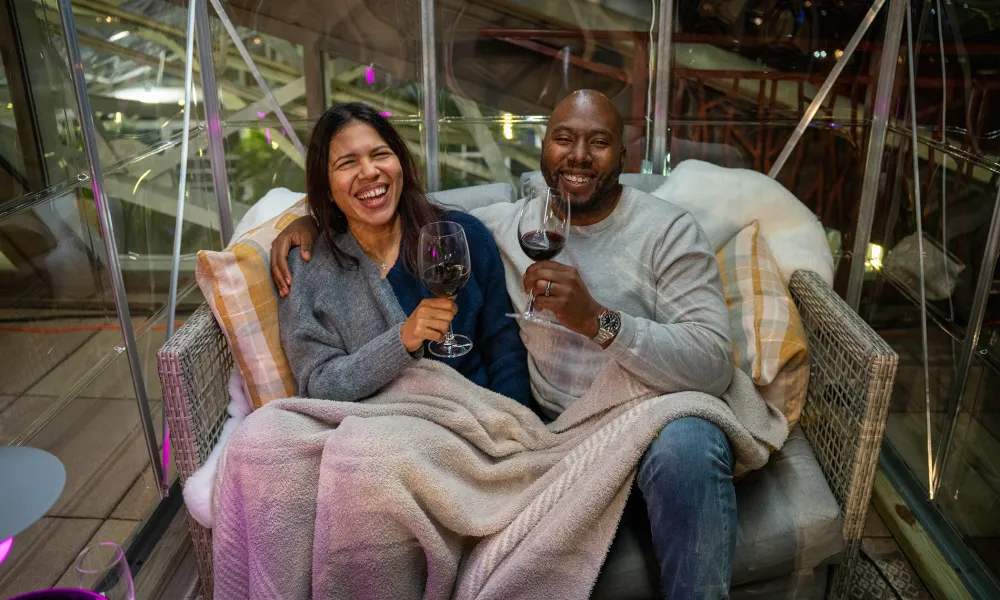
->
[212,360,787,600]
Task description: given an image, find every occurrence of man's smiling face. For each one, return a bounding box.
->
[540,91,625,216]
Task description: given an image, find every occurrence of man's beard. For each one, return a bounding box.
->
[542,165,622,217]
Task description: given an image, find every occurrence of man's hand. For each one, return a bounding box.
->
[271,216,319,297]
[523,261,603,339]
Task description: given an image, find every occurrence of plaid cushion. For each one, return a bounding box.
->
[717,221,809,429]
[195,197,309,409]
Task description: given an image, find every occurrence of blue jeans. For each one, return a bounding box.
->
[637,417,737,600]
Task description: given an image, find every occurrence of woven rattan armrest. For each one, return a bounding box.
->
[157,303,233,597]
[788,270,899,597]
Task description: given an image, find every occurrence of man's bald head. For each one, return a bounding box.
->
[541,89,626,219]
[551,89,625,142]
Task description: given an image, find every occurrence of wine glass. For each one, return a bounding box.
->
[74,542,134,600]
[507,186,571,322]
[419,221,473,358]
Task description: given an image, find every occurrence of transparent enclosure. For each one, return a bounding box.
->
[2,0,999,593]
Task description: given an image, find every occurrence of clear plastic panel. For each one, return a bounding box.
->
[936,351,1000,582]
[0,185,156,595]
[433,0,655,177]
[859,0,1000,583]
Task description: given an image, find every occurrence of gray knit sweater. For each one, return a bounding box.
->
[278,232,421,402]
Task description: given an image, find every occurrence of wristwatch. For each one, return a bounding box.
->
[591,309,622,346]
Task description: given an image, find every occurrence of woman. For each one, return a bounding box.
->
[278,102,530,404]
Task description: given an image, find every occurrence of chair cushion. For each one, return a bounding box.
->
[717,222,810,430]
[431,182,513,212]
[591,426,843,598]
[732,426,843,583]
[196,196,309,409]
[518,172,669,197]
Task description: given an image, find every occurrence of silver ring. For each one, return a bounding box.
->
[545,280,553,296]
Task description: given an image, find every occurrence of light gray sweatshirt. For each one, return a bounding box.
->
[472,186,733,417]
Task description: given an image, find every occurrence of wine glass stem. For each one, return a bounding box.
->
[525,289,536,317]
[443,323,456,346]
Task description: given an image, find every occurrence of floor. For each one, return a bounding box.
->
[848,509,935,599]
[0,310,176,598]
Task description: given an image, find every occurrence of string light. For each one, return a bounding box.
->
[502,113,514,140]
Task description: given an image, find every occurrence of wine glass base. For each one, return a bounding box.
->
[504,312,563,327]
[427,335,473,358]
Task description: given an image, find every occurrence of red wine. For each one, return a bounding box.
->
[519,230,566,261]
[423,264,471,297]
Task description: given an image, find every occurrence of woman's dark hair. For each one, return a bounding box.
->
[306,102,439,273]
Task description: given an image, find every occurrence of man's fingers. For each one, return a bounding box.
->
[524,267,573,292]
[530,295,562,316]
[273,237,295,285]
[525,260,570,275]
[271,264,289,297]
[531,279,564,297]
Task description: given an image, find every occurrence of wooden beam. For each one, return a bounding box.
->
[872,470,975,600]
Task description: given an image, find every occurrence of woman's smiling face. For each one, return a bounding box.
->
[327,121,403,231]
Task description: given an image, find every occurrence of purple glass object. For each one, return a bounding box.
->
[8,589,106,600]
[365,66,375,84]
[380,111,393,118]
[0,537,11,564]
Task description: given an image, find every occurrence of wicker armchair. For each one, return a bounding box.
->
[156,269,897,599]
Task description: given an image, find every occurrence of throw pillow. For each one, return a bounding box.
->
[716,222,810,429]
[195,196,309,409]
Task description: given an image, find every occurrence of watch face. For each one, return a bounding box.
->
[600,310,621,334]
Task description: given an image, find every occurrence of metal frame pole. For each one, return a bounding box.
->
[902,0,935,497]
[650,0,674,175]
[420,0,440,192]
[167,2,197,343]
[162,0,198,492]
[55,0,167,497]
[932,183,1000,496]
[845,0,908,310]
[194,0,234,246]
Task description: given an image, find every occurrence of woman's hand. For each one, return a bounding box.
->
[271,216,320,297]
[401,298,458,352]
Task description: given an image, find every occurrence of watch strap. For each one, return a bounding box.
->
[591,309,621,345]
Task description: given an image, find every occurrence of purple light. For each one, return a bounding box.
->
[265,128,272,145]
[365,67,375,85]
[0,538,11,564]
[162,423,170,477]
[256,111,266,119]
[380,111,393,118]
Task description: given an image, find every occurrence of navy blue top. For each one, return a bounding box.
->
[386,212,531,405]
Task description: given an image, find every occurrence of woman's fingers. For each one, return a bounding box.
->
[416,308,458,326]
[418,297,458,313]
[417,318,452,340]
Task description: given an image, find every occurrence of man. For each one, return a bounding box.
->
[271,90,737,599]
